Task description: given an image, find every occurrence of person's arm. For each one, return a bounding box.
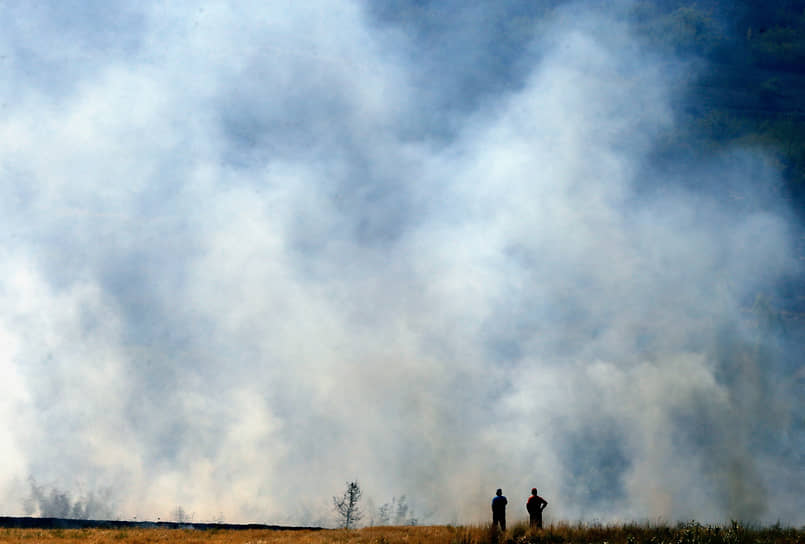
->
[539,497,548,511]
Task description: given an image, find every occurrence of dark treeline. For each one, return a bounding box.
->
[630,1,805,207]
[0,516,321,531]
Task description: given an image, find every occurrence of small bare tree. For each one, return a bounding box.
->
[173,505,193,524]
[377,500,392,525]
[377,495,417,526]
[333,481,362,529]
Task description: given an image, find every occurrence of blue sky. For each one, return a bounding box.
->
[0,0,802,526]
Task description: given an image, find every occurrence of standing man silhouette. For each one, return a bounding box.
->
[526,488,548,528]
[491,488,508,531]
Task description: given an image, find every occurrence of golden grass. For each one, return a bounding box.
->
[0,522,801,544]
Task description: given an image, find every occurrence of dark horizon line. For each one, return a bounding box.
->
[0,515,323,531]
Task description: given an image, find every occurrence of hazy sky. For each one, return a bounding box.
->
[0,0,802,526]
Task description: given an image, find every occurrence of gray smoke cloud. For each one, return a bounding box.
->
[0,0,802,526]
[23,477,115,520]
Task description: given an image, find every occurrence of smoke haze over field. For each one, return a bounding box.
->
[0,0,802,526]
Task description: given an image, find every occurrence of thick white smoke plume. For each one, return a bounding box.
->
[0,0,802,526]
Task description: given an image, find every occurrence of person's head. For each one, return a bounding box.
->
[532,488,537,495]
[496,489,502,496]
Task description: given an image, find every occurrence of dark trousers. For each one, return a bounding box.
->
[529,512,543,528]
[493,513,506,531]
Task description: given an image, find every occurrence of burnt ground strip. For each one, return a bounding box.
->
[0,516,322,531]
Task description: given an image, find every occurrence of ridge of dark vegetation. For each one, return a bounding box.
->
[631,1,805,206]
[0,515,321,531]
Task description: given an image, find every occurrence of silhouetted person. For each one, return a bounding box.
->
[491,488,507,531]
[526,488,548,528]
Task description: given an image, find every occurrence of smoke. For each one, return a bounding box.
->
[0,0,802,526]
[23,478,115,520]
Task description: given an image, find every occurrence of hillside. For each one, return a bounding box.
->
[631,1,805,204]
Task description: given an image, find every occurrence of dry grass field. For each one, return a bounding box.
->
[0,522,802,544]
